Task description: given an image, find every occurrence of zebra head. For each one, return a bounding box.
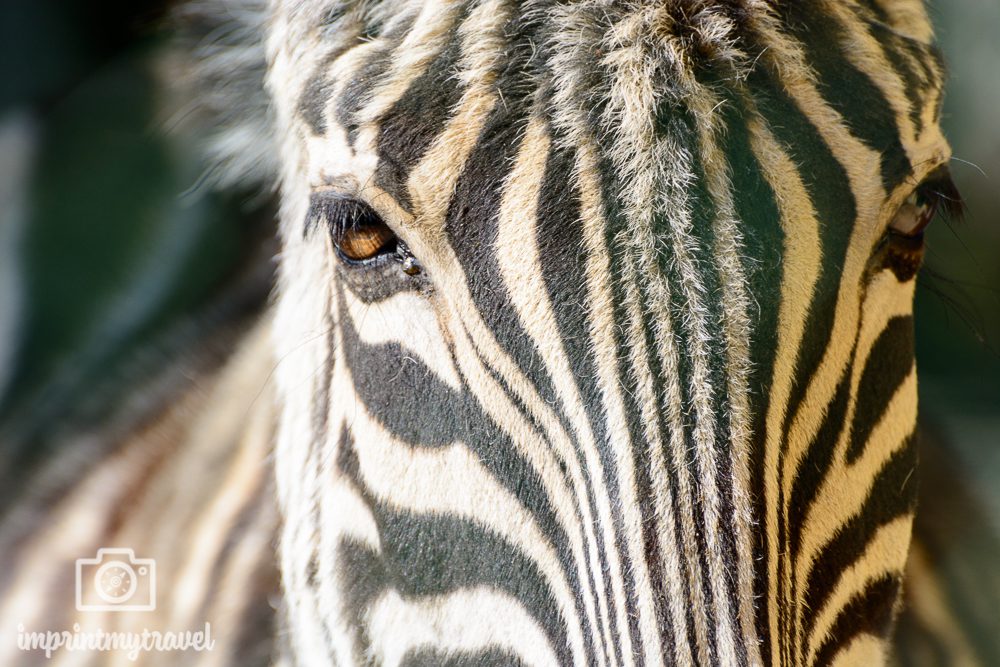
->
[259,1,960,664]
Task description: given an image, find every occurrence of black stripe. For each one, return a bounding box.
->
[630,249,703,661]
[747,50,857,658]
[749,47,856,435]
[299,9,419,140]
[336,48,392,149]
[334,421,577,663]
[775,2,913,192]
[299,65,336,135]
[337,290,569,554]
[813,574,901,666]
[674,85,748,655]
[335,500,571,664]
[373,7,468,208]
[440,11,626,660]
[336,289,601,661]
[846,316,914,462]
[802,436,918,634]
[721,87,786,667]
[402,648,528,667]
[861,18,932,135]
[788,372,853,565]
[535,135,632,660]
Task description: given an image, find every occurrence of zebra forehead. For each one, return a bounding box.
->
[278,0,942,83]
[287,0,755,51]
[285,0,760,107]
[171,0,944,199]
[281,0,945,148]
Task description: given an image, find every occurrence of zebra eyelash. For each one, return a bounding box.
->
[891,167,965,238]
[917,167,965,224]
[305,194,380,238]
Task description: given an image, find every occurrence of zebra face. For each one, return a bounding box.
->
[266,1,959,665]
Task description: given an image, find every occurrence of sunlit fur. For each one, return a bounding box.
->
[255,1,957,665]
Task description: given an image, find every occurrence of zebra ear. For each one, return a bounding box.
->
[158,0,278,193]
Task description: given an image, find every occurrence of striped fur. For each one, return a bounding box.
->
[265,1,952,665]
[0,0,988,666]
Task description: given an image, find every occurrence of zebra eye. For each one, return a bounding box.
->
[313,196,399,263]
[890,168,964,238]
[889,191,937,237]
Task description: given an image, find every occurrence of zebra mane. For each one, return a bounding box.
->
[163,0,277,192]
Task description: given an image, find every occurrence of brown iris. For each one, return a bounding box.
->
[311,194,399,263]
[336,218,397,261]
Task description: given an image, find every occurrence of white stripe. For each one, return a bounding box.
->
[348,291,463,391]
[692,86,764,664]
[340,379,587,664]
[596,8,732,658]
[497,117,659,665]
[366,588,560,667]
[618,246,695,665]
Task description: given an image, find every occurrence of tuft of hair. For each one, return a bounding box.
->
[160,0,278,192]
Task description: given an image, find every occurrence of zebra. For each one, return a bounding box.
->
[1,0,996,665]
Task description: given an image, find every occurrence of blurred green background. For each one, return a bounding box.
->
[0,0,271,471]
[0,2,997,500]
[916,2,1000,520]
